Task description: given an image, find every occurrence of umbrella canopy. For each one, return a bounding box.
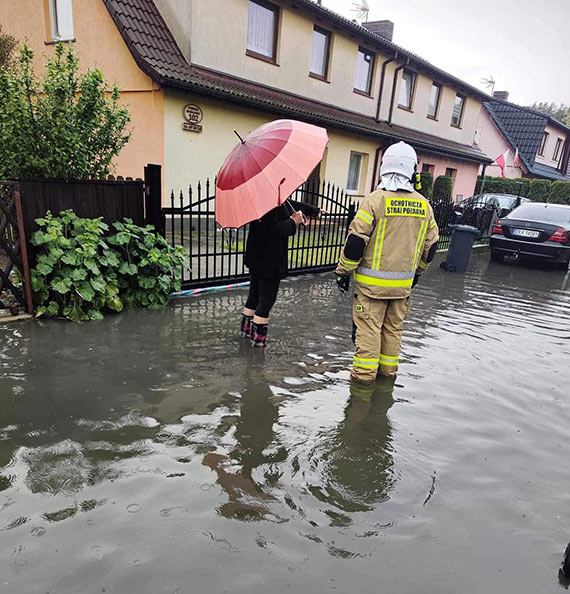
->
[215,119,329,229]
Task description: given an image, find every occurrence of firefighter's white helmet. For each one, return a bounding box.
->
[380,141,418,180]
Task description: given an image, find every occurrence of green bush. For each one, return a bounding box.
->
[476,175,530,197]
[108,219,186,309]
[0,43,130,181]
[529,179,552,202]
[419,172,434,199]
[549,181,570,205]
[30,211,186,321]
[433,175,452,202]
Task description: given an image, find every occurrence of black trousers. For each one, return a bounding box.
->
[244,274,281,318]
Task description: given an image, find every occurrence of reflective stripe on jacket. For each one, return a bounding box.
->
[335,189,439,299]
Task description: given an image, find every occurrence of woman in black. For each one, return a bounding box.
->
[241,199,321,347]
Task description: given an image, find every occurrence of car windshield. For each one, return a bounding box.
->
[495,196,515,208]
[508,203,570,225]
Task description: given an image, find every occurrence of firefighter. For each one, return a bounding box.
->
[335,141,439,382]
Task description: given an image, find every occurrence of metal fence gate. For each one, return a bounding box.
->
[161,178,356,290]
[0,182,33,315]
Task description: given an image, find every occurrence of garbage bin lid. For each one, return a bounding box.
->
[450,224,480,234]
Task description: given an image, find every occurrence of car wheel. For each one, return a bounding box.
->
[490,250,504,263]
[556,260,569,271]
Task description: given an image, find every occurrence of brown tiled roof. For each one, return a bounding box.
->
[103,0,492,164]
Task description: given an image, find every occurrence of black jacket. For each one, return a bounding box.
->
[244,200,320,279]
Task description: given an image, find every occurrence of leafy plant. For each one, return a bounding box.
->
[432,175,452,202]
[30,211,122,322]
[476,175,530,198]
[419,172,434,199]
[108,220,186,309]
[0,43,131,181]
[529,179,552,202]
[30,211,187,321]
[549,181,570,205]
[0,25,16,70]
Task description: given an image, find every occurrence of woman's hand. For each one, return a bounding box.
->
[290,211,306,225]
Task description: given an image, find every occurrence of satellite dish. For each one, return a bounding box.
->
[351,0,370,22]
[481,75,496,94]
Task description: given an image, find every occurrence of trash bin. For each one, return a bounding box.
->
[440,225,480,273]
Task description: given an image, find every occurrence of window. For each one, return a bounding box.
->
[538,131,549,156]
[398,69,416,110]
[553,137,564,162]
[451,94,465,127]
[422,163,435,173]
[354,47,374,95]
[49,0,74,41]
[309,26,331,80]
[247,0,279,63]
[445,167,457,192]
[347,152,364,193]
[427,82,442,119]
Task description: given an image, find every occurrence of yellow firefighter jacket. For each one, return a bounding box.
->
[335,188,439,300]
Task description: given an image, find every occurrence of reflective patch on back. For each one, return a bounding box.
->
[385,197,427,218]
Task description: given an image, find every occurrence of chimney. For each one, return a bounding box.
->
[493,90,510,101]
[362,20,394,42]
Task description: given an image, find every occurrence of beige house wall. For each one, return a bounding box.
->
[164,91,378,200]
[0,0,165,179]
[388,70,481,147]
[157,0,482,152]
[534,123,569,168]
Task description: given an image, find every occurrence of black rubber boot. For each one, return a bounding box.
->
[251,322,268,348]
[240,314,253,337]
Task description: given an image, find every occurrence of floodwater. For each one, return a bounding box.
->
[1,252,570,594]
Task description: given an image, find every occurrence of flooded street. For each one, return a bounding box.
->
[1,252,570,594]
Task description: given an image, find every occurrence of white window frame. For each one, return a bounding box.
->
[346,152,364,194]
[49,0,74,42]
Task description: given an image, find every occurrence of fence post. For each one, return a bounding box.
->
[144,164,164,236]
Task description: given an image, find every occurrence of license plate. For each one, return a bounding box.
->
[513,229,540,238]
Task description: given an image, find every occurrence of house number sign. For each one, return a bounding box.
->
[183,104,203,132]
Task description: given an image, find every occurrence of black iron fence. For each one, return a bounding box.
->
[432,195,498,251]
[162,179,356,290]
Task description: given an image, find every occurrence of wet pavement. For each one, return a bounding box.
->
[1,251,570,594]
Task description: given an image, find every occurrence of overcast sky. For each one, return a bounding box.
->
[322,0,570,106]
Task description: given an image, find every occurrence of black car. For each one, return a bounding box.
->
[490,202,570,269]
[493,194,531,218]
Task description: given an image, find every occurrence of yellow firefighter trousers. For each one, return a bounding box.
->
[351,287,409,382]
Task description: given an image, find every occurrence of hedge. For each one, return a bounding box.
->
[475,175,528,197]
[529,179,552,202]
[474,175,570,203]
[419,172,434,199]
[433,175,452,202]
[550,181,570,204]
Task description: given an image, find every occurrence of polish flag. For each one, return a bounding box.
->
[513,148,520,168]
[494,149,509,178]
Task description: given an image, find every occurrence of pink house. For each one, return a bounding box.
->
[477,96,570,182]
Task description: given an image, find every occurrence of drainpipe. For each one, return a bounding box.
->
[388,58,410,125]
[370,146,382,192]
[375,52,397,123]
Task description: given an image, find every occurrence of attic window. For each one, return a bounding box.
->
[553,138,563,162]
[538,131,549,156]
[49,0,74,42]
[247,0,280,64]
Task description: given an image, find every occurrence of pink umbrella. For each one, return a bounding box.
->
[215,119,329,229]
